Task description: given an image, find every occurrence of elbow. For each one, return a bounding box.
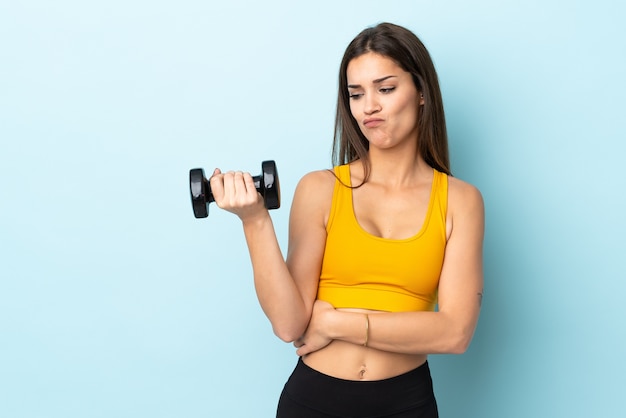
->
[268,308,311,343]
[436,312,478,354]
[274,330,298,343]
[448,338,471,354]
[273,325,305,343]
[446,330,474,354]
[443,329,474,354]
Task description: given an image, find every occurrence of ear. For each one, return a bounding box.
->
[419,93,425,106]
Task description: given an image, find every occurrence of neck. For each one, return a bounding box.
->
[361,148,432,188]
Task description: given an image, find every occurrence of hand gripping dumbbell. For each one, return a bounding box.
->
[189,160,281,218]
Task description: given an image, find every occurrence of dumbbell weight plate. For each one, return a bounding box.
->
[189,168,210,218]
[261,160,280,210]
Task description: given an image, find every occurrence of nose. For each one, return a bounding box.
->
[364,93,381,115]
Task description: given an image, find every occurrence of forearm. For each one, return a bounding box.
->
[242,212,310,342]
[327,310,478,355]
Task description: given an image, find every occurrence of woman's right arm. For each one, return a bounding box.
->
[210,169,333,342]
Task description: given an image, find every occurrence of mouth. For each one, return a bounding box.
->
[363,118,384,128]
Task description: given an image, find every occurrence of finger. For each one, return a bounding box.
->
[209,168,224,201]
[296,345,310,357]
[233,171,246,197]
[225,171,237,199]
[243,172,257,197]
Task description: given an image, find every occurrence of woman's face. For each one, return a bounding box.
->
[346,52,423,151]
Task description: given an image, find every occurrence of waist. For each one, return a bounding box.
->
[283,357,436,416]
[302,316,428,381]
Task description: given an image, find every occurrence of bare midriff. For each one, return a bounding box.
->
[302,308,427,381]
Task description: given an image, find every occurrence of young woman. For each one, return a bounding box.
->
[209,22,484,418]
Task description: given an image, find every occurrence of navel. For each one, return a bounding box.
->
[358,364,367,380]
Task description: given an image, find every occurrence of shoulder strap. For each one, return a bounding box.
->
[326,165,351,233]
[433,169,448,233]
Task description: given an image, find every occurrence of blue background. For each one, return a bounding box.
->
[1,1,625,416]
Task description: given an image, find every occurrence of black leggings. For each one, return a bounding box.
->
[276,358,438,418]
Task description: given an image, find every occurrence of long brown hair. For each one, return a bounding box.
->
[332,22,451,181]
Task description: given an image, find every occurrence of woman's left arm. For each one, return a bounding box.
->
[296,179,485,356]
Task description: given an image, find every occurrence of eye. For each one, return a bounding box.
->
[380,87,396,94]
[348,92,363,100]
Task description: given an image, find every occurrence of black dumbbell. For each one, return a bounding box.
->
[189,160,281,218]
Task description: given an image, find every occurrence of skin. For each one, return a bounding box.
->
[210,52,485,381]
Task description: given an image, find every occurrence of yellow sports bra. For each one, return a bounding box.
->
[317,164,448,312]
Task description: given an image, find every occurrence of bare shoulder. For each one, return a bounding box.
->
[297,169,336,192]
[447,176,484,220]
[291,169,337,222]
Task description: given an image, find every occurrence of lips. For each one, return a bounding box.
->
[363,118,384,128]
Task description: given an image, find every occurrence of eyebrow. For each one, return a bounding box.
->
[347,75,397,89]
